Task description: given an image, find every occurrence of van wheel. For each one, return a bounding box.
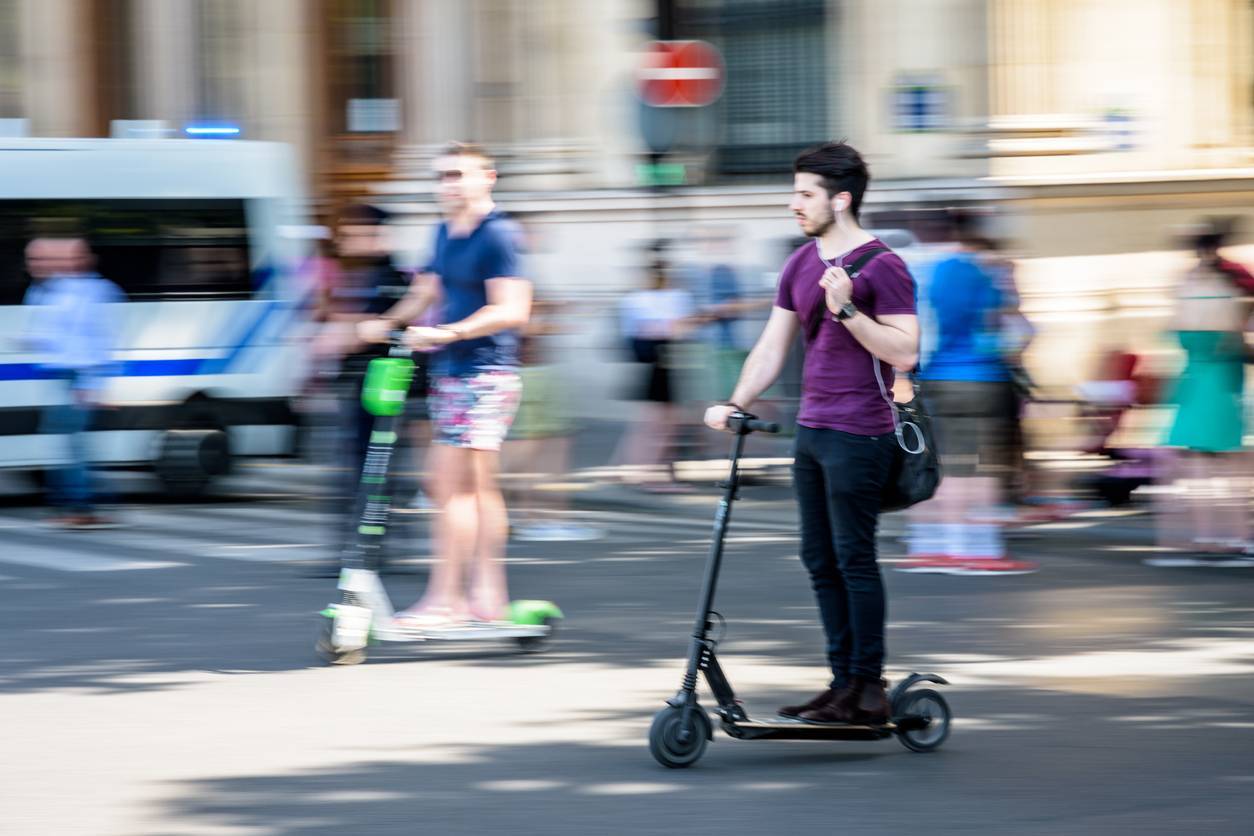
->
[155,428,231,497]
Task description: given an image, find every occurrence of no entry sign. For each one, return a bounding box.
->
[638,40,724,108]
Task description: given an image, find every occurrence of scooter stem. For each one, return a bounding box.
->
[679,430,747,694]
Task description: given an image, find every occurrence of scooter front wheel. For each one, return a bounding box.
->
[648,704,711,768]
[315,617,366,666]
[894,688,951,752]
[514,616,559,654]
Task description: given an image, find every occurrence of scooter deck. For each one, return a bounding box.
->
[373,622,551,643]
[721,716,896,741]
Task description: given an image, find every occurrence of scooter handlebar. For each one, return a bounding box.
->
[387,330,412,356]
[727,413,780,435]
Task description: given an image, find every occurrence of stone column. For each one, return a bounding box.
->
[132,0,197,127]
[987,0,1058,118]
[1185,0,1251,154]
[18,0,91,135]
[247,0,315,175]
[395,0,476,178]
[480,0,638,188]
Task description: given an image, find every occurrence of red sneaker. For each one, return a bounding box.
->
[894,555,963,574]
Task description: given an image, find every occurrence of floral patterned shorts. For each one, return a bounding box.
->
[429,371,523,451]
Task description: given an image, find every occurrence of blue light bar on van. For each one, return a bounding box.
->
[184,123,242,138]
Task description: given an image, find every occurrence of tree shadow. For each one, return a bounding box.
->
[157,684,1254,836]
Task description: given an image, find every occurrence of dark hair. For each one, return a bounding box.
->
[339,203,389,227]
[947,207,994,249]
[793,141,870,218]
[1193,216,1239,253]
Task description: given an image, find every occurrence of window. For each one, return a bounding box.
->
[674,0,829,176]
[326,0,398,135]
[0,200,255,304]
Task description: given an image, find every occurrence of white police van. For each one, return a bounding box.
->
[0,138,313,493]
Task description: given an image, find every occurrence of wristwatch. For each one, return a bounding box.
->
[834,302,859,321]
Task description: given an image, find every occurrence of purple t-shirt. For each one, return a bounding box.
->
[774,238,917,435]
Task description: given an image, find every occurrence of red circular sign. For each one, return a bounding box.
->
[638,40,724,108]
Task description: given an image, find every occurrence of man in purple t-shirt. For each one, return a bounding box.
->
[705,142,919,725]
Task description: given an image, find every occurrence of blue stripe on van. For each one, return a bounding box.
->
[0,300,293,381]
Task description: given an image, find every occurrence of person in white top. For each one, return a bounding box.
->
[612,249,696,490]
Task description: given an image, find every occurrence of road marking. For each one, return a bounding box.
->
[0,542,185,572]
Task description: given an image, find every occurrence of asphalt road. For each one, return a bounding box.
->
[2,462,1253,835]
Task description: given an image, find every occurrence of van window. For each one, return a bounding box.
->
[0,198,254,304]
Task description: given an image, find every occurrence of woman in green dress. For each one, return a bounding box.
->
[1154,224,1251,563]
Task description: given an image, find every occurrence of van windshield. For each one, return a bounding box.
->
[0,199,254,305]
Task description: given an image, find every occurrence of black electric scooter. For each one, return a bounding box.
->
[648,414,952,768]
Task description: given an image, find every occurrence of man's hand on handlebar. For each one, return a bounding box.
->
[357,318,395,344]
[704,403,737,432]
[404,325,459,351]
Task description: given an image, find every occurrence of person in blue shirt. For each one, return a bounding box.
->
[22,237,125,529]
[360,142,531,624]
[898,214,1035,576]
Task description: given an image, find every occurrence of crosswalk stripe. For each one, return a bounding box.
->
[564,508,798,533]
[0,540,186,572]
[105,507,344,545]
[0,500,803,573]
[170,502,329,519]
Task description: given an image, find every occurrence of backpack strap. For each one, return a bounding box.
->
[807,244,891,343]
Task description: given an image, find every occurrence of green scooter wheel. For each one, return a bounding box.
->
[509,600,563,654]
[515,616,559,654]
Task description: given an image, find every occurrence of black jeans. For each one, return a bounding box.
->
[793,426,896,684]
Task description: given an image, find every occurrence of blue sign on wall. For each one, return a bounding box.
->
[892,74,949,133]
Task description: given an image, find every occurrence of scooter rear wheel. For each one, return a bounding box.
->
[895,688,951,752]
[315,617,366,666]
[648,704,711,768]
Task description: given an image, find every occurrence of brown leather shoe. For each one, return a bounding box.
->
[798,677,890,725]
[778,685,844,719]
[850,677,890,725]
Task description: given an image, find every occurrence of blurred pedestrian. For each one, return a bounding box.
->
[680,225,771,454]
[305,205,421,576]
[299,225,341,326]
[706,141,919,725]
[977,234,1036,509]
[504,297,601,542]
[898,213,1037,575]
[684,225,757,401]
[613,247,695,490]
[22,237,124,530]
[1150,220,1251,565]
[359,142,530,623]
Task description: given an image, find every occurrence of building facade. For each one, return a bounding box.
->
[3,0,1253,407]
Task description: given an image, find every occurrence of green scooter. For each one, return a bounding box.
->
[316,339,562,665]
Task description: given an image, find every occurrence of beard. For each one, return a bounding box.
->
[798,205,835,238]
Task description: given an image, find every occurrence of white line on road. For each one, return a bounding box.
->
[0,542,186,572]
